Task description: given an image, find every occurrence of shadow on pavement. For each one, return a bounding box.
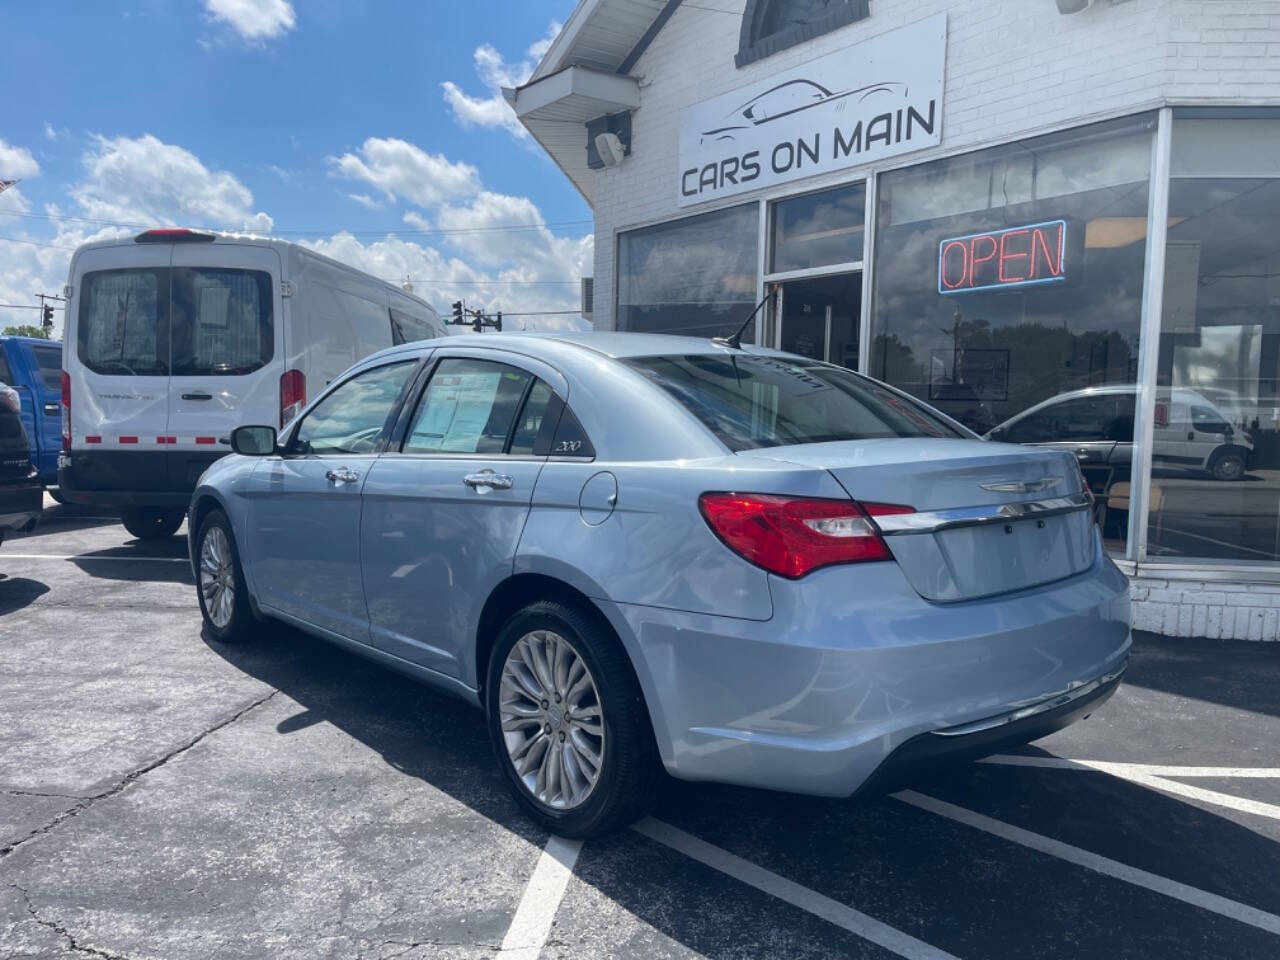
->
[0,575,50,615]
[201,621,1280,959]
[68,537,194,586]
[1122,630,1280,720]
[10,503,119,538]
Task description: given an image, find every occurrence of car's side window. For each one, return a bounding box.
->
[289,361,417,456]
[403,358,535,455]
[32,348,63,392]
[509,380,556,456]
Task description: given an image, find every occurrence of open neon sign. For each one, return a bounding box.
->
[938,219,1071,295]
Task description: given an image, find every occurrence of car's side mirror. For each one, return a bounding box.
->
[230,425,278,456]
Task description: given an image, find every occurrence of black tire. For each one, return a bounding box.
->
[486,600,658,838]
[194,508,257,643]
[1210,450,1247,482]
[120,506,185,540]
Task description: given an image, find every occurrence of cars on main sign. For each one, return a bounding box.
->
[188,333,1131,837]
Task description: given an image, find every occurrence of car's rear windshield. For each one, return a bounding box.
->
[625,353,964,451]
[78,266,273,377]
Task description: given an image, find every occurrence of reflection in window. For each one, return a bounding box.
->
[1147,116,1280,563]
[870,115,1155,552]
[737,0,869,67]
[617,204,760,341]
[292,362,415,456]
[771,183,865,273]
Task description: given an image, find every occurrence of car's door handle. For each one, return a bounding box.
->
[182,392,213,401]
[463,470,514,491]
[43,402,60,416]
[325,467,360,485]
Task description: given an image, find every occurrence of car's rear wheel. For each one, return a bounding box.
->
[486,600,657,838]
[120,506,184,540]
[195,509,255,643]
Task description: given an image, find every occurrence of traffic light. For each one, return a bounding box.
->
[451,300,464,325]
[41,304,54,329]
[495,311,502,333]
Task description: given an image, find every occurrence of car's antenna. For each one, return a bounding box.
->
[713,286,774,350]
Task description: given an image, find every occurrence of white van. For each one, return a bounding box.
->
[59,228,447,539]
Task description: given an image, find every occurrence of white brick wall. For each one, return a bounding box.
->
[579,0,1280,641]
[1130,576,1280,640]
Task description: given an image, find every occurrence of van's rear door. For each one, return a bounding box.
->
[168,242,282,490]
[69,245,173,492]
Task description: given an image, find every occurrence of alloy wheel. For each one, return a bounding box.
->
[200,526,236,629]
[499,629,605,810]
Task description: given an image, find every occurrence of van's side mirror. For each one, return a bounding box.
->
[231,425,277,456]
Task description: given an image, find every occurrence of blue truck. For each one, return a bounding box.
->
[0,336,63,497]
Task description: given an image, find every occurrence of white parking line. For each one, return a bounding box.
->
[496,834,582,960]
[983,755,1280,779]
[981,755,1280,820]
[633,817,959,960]
[895,790,1280,937]
[0,553,187,562]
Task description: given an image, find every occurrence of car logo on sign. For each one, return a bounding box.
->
[980,476,1062,494]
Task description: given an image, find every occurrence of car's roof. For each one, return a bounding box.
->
[374,330,786,362]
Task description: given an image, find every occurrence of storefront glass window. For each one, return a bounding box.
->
[617,204,760,340]
[1146,115,1280,564]
[869,115,1155,552]
[770,183,866,272]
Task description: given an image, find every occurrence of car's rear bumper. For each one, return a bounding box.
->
[602,539,1131,798]
[0,479,43,533]
[58,449,224,508]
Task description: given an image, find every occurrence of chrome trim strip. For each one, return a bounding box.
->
[931,665,1127,739]
[874,491,1093,536]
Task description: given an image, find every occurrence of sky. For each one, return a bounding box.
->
[0,0,589,337]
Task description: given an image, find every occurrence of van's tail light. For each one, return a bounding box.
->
[698,493,914,579]
[61,371,71,451]
[280,369,305,427]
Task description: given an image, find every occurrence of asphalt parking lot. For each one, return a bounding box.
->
[2,499,1279,960]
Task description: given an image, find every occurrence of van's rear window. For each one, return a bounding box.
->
[625,354,964,451]
[172,268,273,376]
[78,269,168,376]
[77,267,273,378]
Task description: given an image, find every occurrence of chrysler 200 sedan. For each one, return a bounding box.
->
[188,333,1131,838]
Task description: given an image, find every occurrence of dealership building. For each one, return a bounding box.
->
[510,0,1280,639]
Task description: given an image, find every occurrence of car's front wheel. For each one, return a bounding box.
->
[120,506,184,540]
[486,600,657,838]
[195,509,256,643]
[1211,450,1247,482]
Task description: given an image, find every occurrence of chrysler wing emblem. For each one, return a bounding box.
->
[980,476,1063,494]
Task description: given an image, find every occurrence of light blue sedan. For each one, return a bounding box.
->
[189,333,1130,837]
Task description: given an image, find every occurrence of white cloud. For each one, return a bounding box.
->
[302,229,591,332]
[329,137,480,209]
[347,193,386,211]
[204,0,295,42]
[0,138,40,180]
[402,210,432,231]
[72,133,273,232]
[441,22,560,141]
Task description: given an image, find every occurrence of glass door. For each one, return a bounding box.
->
[775,272,862,370]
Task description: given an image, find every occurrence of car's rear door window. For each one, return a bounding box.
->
[625,353,963,451]
[0,350,12,385]
[78,268,168,376]
[31,346,62,392]
[404,358,537,455]
[289,361,417,456]
[171,267,273,376]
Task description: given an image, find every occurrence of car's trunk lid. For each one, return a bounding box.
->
[739,438,1096,602]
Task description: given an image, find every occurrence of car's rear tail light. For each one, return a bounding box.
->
[280,369,305,427]
[698,493,914,579]
[61,371,71,451]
